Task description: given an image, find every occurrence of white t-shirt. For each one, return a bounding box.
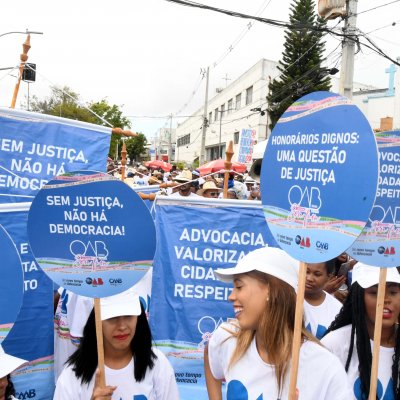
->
[54,348,179,400]
[322,325,395,399]
[54,288,93,382]
[134,175,150,186]
[169,191,201,198]
[304,291,342,339]
[208,322,351,400]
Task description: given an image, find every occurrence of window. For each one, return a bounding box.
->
[228,99,233,114]
[214,108,219,121]
[177,134,190,147]
[220,104,225,118]
[234,131,239,144]
[246,86,253,105]
[235,93,241,110]
[208,112,212,125]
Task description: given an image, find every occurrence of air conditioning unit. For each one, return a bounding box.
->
[318,0,346,20]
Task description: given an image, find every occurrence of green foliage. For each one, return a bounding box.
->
[29,86,132,157]
[267,0,331,130]
[125,133,147,164]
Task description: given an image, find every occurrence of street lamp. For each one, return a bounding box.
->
[0,30,43,39]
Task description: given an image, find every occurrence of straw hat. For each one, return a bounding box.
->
[174,169,192,182]
[197,181,223,196]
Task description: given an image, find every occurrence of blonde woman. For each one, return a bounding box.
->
[205,247,351,399]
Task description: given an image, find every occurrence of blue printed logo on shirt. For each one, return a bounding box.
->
[227,380,263,400]
[353,377,394,400]
[306,323,327,339]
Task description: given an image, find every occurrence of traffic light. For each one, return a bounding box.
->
[22,63,36,82]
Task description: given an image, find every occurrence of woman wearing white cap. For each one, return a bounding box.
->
[322,263,400,399]
[205,246,351,399]
[54,289,179,400]
[0,344,27,400]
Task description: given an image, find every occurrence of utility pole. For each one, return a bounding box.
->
[200,67,210,165]
[339,0,358,99]
[218,110,223,159]
[168,114,173,162]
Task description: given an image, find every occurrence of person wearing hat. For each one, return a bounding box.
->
[0,345,26,400]
[322,263,400,399]
[170,169,200,198]
[205,246,351,399]
[197,181,223,199]
[54,288,179,399]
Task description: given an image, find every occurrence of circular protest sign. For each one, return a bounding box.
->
[261,91,379,263]
[0,225,24,343]
[28,171,156,297]
[348,131,400,267]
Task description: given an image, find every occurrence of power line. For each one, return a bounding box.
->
[356,0,400,16]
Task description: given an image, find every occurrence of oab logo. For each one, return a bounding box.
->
[295,235,311,248]
[316,241,329,251]
[86,277,104,286]
[378,246,395,256]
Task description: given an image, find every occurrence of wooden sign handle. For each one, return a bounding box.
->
[368,267,387,400]
[94,298,106,387]
[223,141,234,199]
[288,261,307,399]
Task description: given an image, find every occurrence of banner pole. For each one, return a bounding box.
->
[368,267,387,400]
[288,261,307,400]
[94,297,106,387]
[223,141,233,199]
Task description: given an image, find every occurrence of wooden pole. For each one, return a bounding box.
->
[112,127,138,137]
[368,267,387,400]
[223,141,234,199]
[94,298,106,387]
[288,261,307,400]
[121,141,127,181]
[11,34,31,108]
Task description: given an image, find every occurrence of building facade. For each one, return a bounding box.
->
[175,59,279,165]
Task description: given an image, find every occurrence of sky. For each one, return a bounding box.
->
[0,0,399,139]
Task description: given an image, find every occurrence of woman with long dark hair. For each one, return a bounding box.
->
[54,289,179,399]
[0,344,27,400]
[205,246,351,399]
[322,263,400,399]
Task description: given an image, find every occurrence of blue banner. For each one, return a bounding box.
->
[0,108,110,204]
[0,108,111,399]
[261,92,379,262]
[237,128,256,164]
[150,198,277,399]
[0,224,24,343]
[348,131,400,267]
[28,171,156,297]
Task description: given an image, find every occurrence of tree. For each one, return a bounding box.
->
[29,86,132,157]
[267,0,331,130]
[89,100,132,159]
[30,86,96,122]
[125,133,147,164]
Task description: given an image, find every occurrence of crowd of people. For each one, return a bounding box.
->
[108,162,262,201]
[3,242,400,399]
[2,162,398,399]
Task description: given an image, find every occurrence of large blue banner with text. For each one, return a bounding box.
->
[0,108,111,399]
[150,199,277,399]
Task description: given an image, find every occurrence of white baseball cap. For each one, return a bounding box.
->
[100,288,142,321]
[214,246,299,290]
[0,344,27,378]
[352,263,400,289]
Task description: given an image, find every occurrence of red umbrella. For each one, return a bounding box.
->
[144,160,173,172]
[197,159,247,176]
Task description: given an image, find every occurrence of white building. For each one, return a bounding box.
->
[351,58,400,131]
[150,127,176,162]
[176,57,400,165]
[175,59,279,165]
